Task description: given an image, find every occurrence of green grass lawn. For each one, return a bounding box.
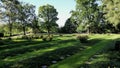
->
[0,34,120,68]
[50,34,120,68]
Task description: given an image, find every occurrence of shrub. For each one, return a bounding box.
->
[59,34,63,36]
[77,35,88,43]
[47,36,53,41]
[42,35,53,41]
[21,36,29,39]
[6,37,12,40]
[34,36,39,39]
[30,35,43,39]
[115,41,120,51]
[40,35,43,38]
[0,40,4,45]
[0,33,4,37]
[42,36,47,41]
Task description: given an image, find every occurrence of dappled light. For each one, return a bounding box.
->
[0,0,120,68]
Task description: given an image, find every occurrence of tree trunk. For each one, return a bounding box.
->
[87,27,90,34]
[8,20,12,37]
[23,26,26,35]
[48,29,50,36]
[47,26,50,36]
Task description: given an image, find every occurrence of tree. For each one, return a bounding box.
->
[103,0,120,31]
[0,0,20,36]
[75,0,100,33]
[38,4,58,36]
[60,18,77,33]
[31,16,41,34]
[18,3,36,35]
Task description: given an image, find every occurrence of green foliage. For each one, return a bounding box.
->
[74,0,104,33]
[0,0,20,36]
[17,3,36,35]
[0,39,4,45]
[77,35,89,43]
[115,41,120,51]
[0,0,36,36]
[103,0,120,26]
[0,33,4,37]
[21,35,30,40]
[59,34,63,36]
[76,24,87,33]
[38,4,58,34]
[59,18,77,33]
[42,35,53,41]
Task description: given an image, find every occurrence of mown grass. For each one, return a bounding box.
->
[0,34,119,68]
[0,34,78,67]
[50,34,120,68]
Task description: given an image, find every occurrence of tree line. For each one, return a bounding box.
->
[0,0,120,37]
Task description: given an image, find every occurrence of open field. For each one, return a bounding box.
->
[0,34,120,68]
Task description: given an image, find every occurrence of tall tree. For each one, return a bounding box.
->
[0,0,20,36]
[18,3,36,35]
[61,18,77,33]
[31,16,41,34]
[75,0,100,33]
[38,4,58,36]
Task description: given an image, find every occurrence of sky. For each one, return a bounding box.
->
[19,0,76,27]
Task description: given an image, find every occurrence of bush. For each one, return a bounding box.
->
[59,34,63,36]
[34,36,39,39]
[77,35,88,43]
[40,35,43,38]
[4,37,12,41]
[42,35,53,41]
[0,40,4,45]
[115,41,120,51]
[21,36,30,39]
[0,33,4,37]
[42,36,47,41]
[30,35,43,39]
[47,36,53,41]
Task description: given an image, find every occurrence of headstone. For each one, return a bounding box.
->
[51,60,57,64]
[60,56,64,60]
[41,65,47,68]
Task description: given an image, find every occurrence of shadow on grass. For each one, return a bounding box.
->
[5,43,84,68]
[77,39,120,68]
[0,39,77,60]
[79,51,120,68]
[49,39,116,68]
[2,38,103,68]
[81,39,102,46]
[0,38,76,50]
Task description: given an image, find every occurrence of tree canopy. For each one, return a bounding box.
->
[103,0,120,26]
[38,4,58,35]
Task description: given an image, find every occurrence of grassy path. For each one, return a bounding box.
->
[50,35,119,68]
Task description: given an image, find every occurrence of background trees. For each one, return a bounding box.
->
[75,0,100,33]
[103,0,120,33]
[38,4,58,35]
[0,0,20,36]
[59,18,77,33]
[18,3,36,35]
[0,0,120,36]
[0,0,36,36]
